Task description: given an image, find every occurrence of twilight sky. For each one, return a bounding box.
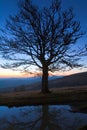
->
[0,0,87,77]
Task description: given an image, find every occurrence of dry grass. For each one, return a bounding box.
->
[0,85,87,108]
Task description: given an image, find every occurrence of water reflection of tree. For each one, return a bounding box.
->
[0,105,86,130]
[39,105,62,130]
[0,105,62,130]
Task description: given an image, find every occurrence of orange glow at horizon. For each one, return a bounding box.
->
[0,68,87,78]
[0,68,35,78]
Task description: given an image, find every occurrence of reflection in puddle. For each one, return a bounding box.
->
[0,105,87,130]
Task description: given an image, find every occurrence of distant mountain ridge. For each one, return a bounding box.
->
[0,76,61,92]
[0,71,87,93]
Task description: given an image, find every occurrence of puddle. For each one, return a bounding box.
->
[0,105,87,130]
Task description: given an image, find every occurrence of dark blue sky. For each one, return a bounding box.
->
[0,0,87,32]
[0,0,87,28]
[0,0,87,44]
[0,0,87,76]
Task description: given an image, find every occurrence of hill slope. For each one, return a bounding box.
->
[16,71,87,91]
[0,71,87,93]
[49,71,87,88]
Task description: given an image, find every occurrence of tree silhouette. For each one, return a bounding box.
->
[0,0,84,93]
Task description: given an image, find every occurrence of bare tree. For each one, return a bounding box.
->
[0,0,85,93]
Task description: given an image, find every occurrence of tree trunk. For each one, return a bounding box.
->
[41,66,50,93]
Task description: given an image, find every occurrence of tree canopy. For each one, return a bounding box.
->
[0,0,86,93]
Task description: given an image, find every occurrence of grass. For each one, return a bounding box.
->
[0,86,87,113]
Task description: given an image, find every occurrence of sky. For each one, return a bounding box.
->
[0,0,87,77]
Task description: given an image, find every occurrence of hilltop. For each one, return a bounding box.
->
[49,71,87,88]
